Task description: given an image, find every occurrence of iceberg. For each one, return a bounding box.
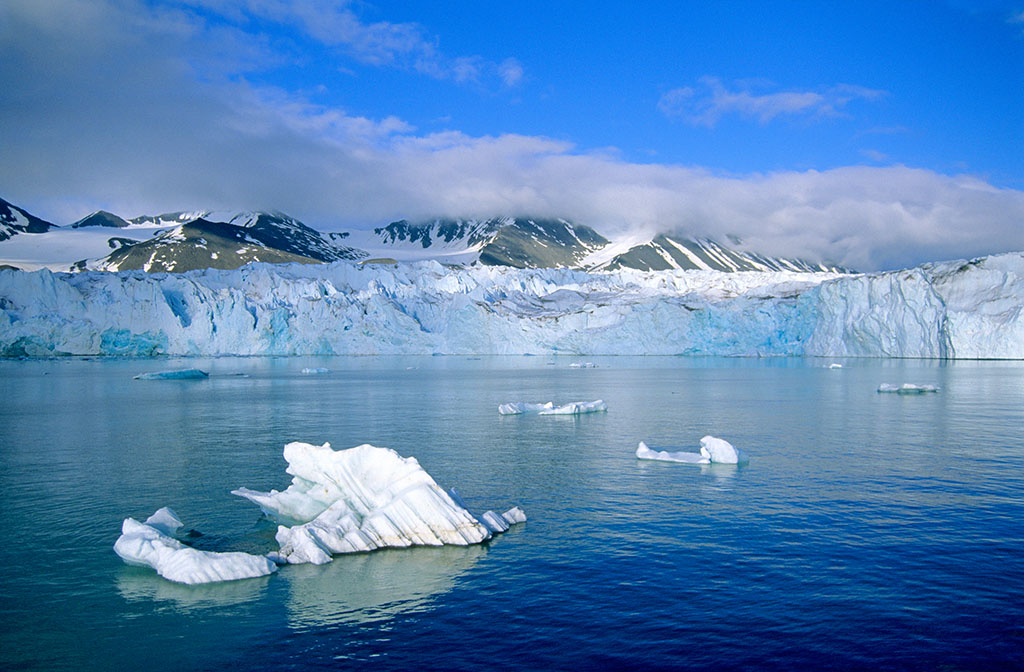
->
[113,507,278,585]
[300,367,329,374]
[498,401,555,415]
[133,368,209,380]
[539,400,607,415]
[232,442,524,565]
[2,252,1023,358]
[877,383,939,394]
[498,400,607,415]
[635,441,708,464]
[635,436,743,465]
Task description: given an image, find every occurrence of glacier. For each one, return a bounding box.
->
[2,252,1023,358]
[233,442,524,565]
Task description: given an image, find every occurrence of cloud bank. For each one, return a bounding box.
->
[1,0,1022,271]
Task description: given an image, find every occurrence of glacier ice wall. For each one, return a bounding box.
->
[1,253,1022,358]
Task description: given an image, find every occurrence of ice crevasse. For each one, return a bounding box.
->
[3,252,1024,358]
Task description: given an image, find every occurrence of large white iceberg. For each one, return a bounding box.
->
[635,436,743,465]
[2,252,1023,358]
[498,400,607,415]
[232,442,525,565]
[113,507,278,585]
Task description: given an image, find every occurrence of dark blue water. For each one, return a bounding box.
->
[1,356,1022,671]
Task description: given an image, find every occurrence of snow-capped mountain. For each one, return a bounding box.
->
[340,217,609,268]
[584,233,848,273]
[70,210,131,229]
[0,197,57,242]
[0,196,847,274]
[82,212,367,272]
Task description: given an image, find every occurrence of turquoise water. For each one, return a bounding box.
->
[1,356,1023,671]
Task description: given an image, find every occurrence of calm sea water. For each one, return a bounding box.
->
[1,356,1022,671]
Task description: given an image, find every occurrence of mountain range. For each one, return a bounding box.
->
[0,196,850,274]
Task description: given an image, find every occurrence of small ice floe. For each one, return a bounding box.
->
[635,436,743,465]
[498,400,607,415]
[569,362,597,368]
[828,363,843,369]
[113,507,277,585]
[301,367,330,374]
[232,442,525,565]
[877,383,939,394]
[134,369,209,380]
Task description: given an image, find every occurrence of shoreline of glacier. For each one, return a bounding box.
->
[2,253,1022,359]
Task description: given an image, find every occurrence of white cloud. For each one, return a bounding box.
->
[1,0,1021,272]
[859,148,889,162]
[659,77,887,126]
[498,58,525,87]
[175,0,521,85]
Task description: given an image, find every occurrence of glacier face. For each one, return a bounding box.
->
[1,253,1022,358]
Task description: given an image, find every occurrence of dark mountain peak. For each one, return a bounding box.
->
[71,210,131,228]
[0,197,58,242]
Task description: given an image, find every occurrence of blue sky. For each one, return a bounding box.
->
[1,0,1023,269]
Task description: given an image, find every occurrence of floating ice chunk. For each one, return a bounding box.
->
[569,362,597,368]
[877,383,939,394]
[479,507,528,534]
[301,367,329,374]
[113,507,277,585]
[498,401,555,415]
[133,368,209,380]
[635,441,708,464]
[636,435,743,465]
[538,400,607,415]
[699,435,742,464]
[232,442,524,565]
[499,400,608,415]
[828,363,843,369]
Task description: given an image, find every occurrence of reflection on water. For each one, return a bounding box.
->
[117,568,272,612]
[282,543,486,630]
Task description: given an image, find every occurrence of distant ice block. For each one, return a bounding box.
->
[232,442,524,565]
[635,441,708,464]
[301,367,329,374]
[498,401,555,415]
[113,507,277,585]
[538,400,607,415]
[569,362,597,368]
[635,436,742,465]
[500,400,606,415]
[828,363,843,369]
[133,368,209,380]
[698,435,742,464]
[877,383,939,394]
